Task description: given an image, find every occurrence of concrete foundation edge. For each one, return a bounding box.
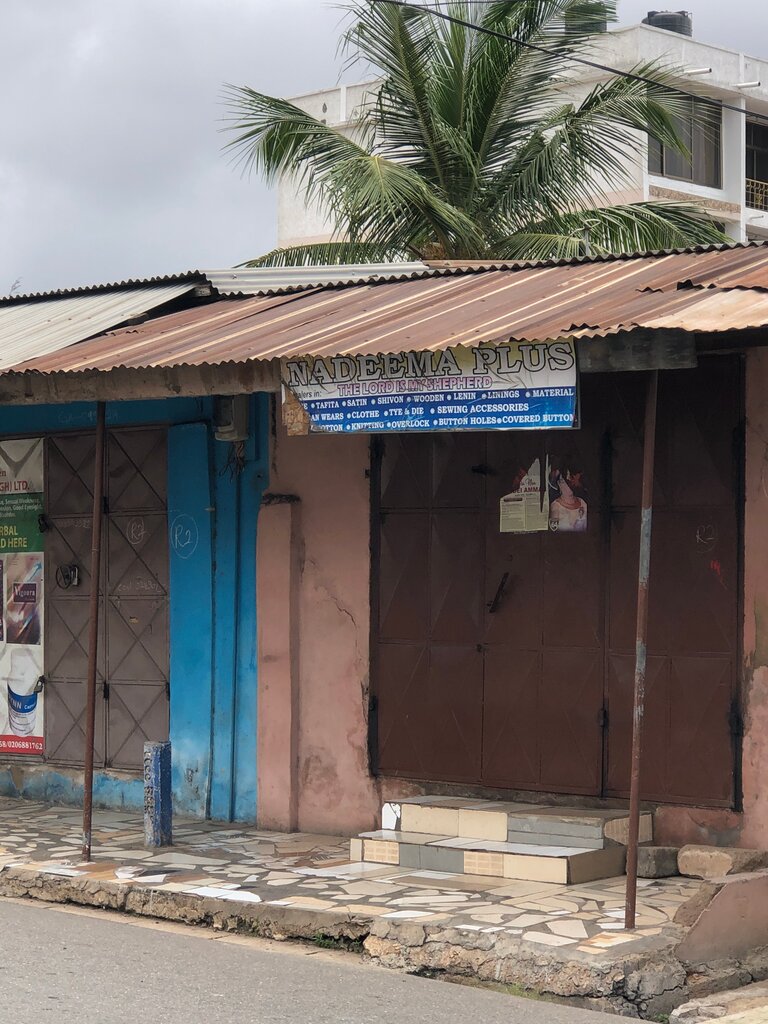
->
[2,867,768,1019]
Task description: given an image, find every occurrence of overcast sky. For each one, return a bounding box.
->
[0,0,759,295]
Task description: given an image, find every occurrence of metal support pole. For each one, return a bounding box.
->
[625,370,658,930]
[82,401,106,862]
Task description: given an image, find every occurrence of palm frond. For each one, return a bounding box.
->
[481,61,710,231]
[224,1,726,265]
[222,84,484,257]
[239,241,410,268]
[343,2,454,192]
[496,201,728,260]
[222,86,373,189]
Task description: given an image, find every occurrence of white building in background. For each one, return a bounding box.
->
[278,12,768,249]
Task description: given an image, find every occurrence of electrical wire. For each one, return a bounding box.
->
[370,0,768,125]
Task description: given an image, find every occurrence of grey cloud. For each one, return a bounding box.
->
[0,0,758,295]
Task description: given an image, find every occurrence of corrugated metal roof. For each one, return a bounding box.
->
[0,284,196,371]
[7,244,768,376]
[203,263,430,296]
[1,264,430,305]
[7,239,766,305]
[0,272,205,306]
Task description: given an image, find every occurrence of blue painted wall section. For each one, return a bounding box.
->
[234,396,268,821]
[0,395,268,823]
[210,395,268,822]
[0,765,144,812]
[167,421,215,817]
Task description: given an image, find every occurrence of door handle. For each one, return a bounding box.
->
[487,572,510,613]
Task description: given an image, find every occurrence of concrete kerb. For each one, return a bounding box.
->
[2,865,768,1018]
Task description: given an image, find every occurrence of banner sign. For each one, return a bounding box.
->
[282,341,577,434]
[0,439,44,755]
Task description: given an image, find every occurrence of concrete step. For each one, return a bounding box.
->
[352,829,627,885]
[382,797,653,850]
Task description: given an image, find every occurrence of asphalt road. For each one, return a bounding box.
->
[0,898,614,1023]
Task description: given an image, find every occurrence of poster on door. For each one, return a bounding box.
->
[499,454,589,534]
[547,458,588,533]
[0,439,45,755]
[499,457,550,533]
[282,341,577,434]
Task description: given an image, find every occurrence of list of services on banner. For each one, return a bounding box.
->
[282,341,577,434]
[0,439,45,756]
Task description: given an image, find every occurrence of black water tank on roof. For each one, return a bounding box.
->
[564,9,608,34]
[642,10,694,36]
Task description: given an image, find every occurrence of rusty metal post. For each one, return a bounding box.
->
[82,401,106,862]
[625,370,659,930]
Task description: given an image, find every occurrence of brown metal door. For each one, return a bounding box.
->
[104,429,169,770]
[605,359,740,806]
[375,392,606,793]
[376,434,484,782]
[45,427,169,770]
[373,360,740,805]
[481,387,606,795]
[45,433,107,765]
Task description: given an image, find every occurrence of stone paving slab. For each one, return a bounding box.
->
[671,981,768,1021]
[0,796,689,952]
[0,797,765,1018]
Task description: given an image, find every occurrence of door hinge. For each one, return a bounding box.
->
[102,680,110,701]
[728,700,743,738]
[367,694,379,776]
[598,705,609,730]
[165,679,170,701]
[102,496,110,515]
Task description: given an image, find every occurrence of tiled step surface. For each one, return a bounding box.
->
[383,796,653,849]
[351,829,627,885]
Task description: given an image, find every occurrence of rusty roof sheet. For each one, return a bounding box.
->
[1,263,430,304]
[8,244,768,376]
[0,283,198,372]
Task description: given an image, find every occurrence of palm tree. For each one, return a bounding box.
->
[224,0,725,265]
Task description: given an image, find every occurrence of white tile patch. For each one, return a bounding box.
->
[38,866,87,877]
[115,866,143,878]
[382,910,435,920]
[185,887,262,903]
[506,843,585,857]
[381,803,401,831]
[302,863,395,878]
[523,931,576,947]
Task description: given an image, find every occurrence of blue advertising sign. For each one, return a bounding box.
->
[283,341,577,434]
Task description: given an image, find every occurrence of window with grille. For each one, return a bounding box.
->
[648,98,722,189]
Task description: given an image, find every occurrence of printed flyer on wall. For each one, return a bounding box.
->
[499,457,550,534]
[0,439,45,755]
[282,341,577,434]
[498,454,589,535]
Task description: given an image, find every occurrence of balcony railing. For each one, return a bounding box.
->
[746,178,768,211]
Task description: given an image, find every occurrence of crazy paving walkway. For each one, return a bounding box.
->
[0,797,696,957]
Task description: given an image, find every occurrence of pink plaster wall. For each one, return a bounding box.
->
[256,501,300,831]
[257,350,768,845]
[259,414,379,835]
[739,346,768,848]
